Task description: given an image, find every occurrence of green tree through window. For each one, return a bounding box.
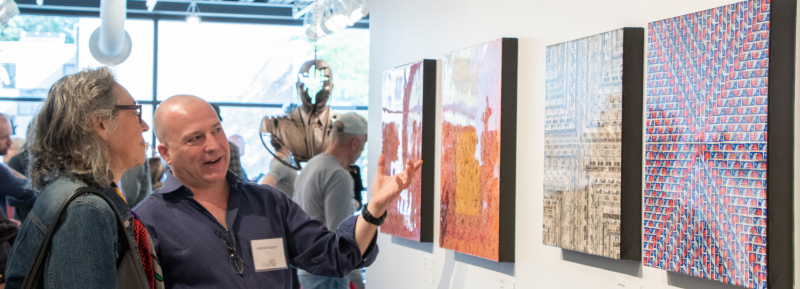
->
[0,16,78,43]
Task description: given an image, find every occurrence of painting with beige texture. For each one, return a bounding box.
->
[440,38,517,262]
[543,28,643,261]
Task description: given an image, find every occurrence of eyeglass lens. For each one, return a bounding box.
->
[216,231,244,274]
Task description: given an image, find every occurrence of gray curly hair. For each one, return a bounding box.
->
[29,67,119,189]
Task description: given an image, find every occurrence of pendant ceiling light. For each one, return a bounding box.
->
[303,0,369,41]
[186,2,201,25]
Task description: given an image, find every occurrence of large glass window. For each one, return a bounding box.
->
[157,21,369,180]
[1,15,370,187]
[157,21,301,104]
[77,18,155,101]
[0,15,154,143]
[217,106,284,179]
[157,21,369,106]
[0,16,78,100]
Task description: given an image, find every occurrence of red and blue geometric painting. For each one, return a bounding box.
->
[643,0,770,288]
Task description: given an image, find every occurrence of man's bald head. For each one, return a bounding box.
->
[154,95,220,145]
[154,94,230,189]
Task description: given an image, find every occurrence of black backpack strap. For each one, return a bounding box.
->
[21,186,136,289]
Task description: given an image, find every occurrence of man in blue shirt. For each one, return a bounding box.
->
[133,95,421,289]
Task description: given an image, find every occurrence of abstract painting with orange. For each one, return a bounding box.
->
[380,59,435,242]
[440,38,517,262]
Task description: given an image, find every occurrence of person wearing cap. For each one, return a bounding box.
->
[132,96,421,289]
[292,112,369,289]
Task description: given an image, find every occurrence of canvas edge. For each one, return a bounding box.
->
[498,37,519,263]
[766,0,796,288]
[419,59,437,243]
[620,27,645,262]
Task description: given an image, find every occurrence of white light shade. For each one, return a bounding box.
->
[331,13,349,29]
[349,7,363,23]
[321,8,341,33]
[186,2,201,25]
[186,14,200,25]
[321,18,338,34]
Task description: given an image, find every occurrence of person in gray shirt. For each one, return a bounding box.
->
[293,112,367,289]
[261,135,297,198]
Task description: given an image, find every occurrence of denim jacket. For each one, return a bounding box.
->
[5,176,141,289]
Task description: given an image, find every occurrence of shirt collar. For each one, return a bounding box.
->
[159,169,240,195]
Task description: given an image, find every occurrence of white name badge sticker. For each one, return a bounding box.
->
[251,238,289,272]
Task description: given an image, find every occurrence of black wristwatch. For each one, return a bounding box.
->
[361,203,387,226]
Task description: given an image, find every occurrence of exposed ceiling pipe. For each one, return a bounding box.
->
[89,0,132,65]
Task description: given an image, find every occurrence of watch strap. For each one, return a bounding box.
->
[361,203,387,226]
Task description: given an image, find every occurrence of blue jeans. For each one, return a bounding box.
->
[297,274,349,289]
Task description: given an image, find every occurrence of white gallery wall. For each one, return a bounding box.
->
[365,0,800,288]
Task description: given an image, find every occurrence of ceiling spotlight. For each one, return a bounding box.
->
[321,7,342,33]
[328,0,349,29]
[341,0,363,24]
[186,2,200,25]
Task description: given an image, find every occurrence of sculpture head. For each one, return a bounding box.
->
[296,59,333,112]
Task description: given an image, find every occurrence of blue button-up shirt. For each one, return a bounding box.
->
[132,171,378,289]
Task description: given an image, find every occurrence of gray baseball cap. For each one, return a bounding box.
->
[336,112,368,135]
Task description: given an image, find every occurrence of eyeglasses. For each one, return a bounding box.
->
[115,104,142,124]
[215,230,244,275]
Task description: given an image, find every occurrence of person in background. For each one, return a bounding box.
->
[228,135,246,157]
[0,114,34,221]
[0,114,14,164]
[345,163,365,289]
[259,135,300,289]
[0,127,27,286]
[7,115,38,222]
[292,112,369,289]
[7,114,36,175]
[119,154,153,208]
[347,164,364,211]
[5,68,162,288]
[149,157,166,190]
[261,135,296,198]
[2,138,22,164]
[210,104,248,180]
[133,95,421,289]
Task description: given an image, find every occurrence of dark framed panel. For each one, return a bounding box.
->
[542,28,643,261]
[439,38,517,262]
[642,0,794,288]
[765,0,795,288]
[379,59,436,242]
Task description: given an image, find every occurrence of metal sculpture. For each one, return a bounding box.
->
[260,59,339,170]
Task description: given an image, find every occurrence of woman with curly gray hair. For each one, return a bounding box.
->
[5,67,163,289]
